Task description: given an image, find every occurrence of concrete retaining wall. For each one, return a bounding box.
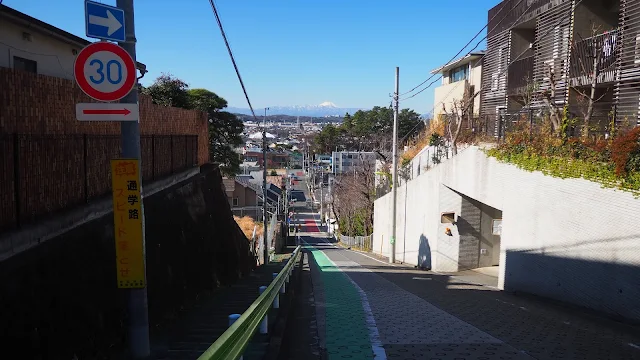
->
[0,164,252,358]
[373,146,640,321]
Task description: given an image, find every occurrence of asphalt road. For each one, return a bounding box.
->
[281,208,640,360]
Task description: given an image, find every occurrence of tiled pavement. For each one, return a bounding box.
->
[287,211,640,360]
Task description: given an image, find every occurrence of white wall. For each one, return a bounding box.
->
[374,146,640,321]
[0,20,80,79]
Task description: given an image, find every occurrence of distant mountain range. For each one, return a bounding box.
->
[227,102,365,117]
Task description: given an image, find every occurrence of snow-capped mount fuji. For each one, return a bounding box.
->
[227,102,364,117]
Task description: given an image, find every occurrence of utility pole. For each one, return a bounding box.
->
[390,67,399,264]
[320,167,323,225]
[263,107,269,264]
[116,0,150,358]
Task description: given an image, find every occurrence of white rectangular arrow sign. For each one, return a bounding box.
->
[76,103,139,122]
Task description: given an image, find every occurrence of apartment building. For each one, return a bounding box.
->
[331,151,376,175]
[481,0,637,135]
[431,51,484,119]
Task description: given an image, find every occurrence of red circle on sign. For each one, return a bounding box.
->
[74,42,136,102]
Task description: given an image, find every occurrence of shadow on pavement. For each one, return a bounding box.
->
[287,234,640,360]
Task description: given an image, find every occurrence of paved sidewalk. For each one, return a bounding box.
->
[289,212,640,360]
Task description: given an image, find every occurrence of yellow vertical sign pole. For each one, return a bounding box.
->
[110,159,145,289]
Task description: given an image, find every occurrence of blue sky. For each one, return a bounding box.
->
[5,0,496,114]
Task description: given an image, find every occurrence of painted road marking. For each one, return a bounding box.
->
[338,256,386,359]
[326,247,504,346]
[303,216,385,359]
[305,245,375,359]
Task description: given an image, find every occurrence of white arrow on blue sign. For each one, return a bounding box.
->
[85,1,125,42]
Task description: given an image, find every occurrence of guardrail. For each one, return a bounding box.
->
[197,245,302,360]
[339,233,373,252]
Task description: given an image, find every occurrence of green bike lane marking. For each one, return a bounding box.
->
[304,241,384,359]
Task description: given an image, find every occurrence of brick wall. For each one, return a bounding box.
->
[0,68,208,230]
[0,67,208,164]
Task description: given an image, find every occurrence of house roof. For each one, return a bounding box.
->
[235,177,278,205]
[267,183,282,195]
[430,50,485,75]
[235,176,261,194]
[222,177,236,193]
[266,188,279,203]
[0,4,147,71]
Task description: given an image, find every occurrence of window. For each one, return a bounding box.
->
[232,197,239,206]
[448,64,468,83]
[13,56,37,73]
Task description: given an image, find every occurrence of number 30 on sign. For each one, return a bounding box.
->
[74,42,136,102]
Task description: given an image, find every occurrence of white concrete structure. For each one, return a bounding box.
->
[0,4,145,79]
[431,51,484,118]
[374,146,640,321]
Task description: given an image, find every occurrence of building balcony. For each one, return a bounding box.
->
[488,0,554,37]
[507,56,534,95]
[569,29,618,87]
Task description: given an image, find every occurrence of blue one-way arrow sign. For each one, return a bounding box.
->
[85,1,125,42]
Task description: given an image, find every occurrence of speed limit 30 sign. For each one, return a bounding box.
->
[74,41,136,102]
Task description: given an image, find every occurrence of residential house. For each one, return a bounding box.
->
[224,177,260,219]
[225,175,283,220]
[481,0,630,136]
[431,51,484,119]
[0,4,145,79]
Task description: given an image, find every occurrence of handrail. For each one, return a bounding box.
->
[197,245,302,360]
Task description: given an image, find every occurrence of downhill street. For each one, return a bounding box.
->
[280,201,640,360]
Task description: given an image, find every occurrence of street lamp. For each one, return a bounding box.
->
[263,107,269,264]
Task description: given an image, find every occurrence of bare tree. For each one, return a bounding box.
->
[540,63,564,135]
[442,83,474,155]
[329,160,377,236]
[571,24,611,139]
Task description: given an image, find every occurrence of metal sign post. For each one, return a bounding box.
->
[76,1,149,357]
[114,0,150,357]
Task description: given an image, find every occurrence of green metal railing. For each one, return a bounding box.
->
[197,245,302,360]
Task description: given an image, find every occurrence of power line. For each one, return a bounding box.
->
[400,0,527,100]
[399,1,534,136]
[400,1,512,97]
[207,0,259,121]
[400,0,582,144]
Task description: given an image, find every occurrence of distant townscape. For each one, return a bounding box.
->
[227,101,364,117]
